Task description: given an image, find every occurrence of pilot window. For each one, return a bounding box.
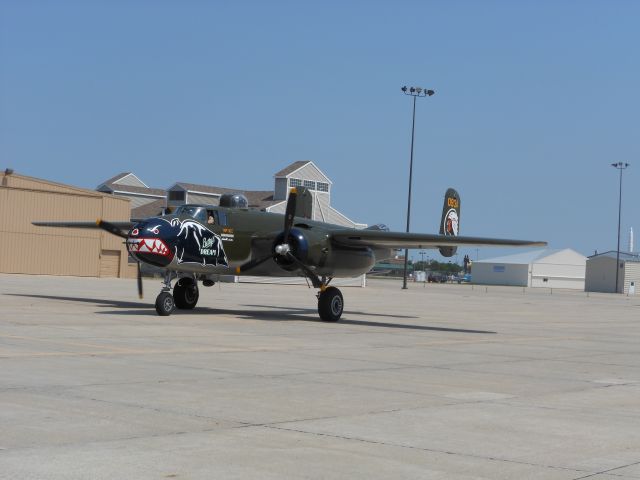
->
[216,211,228,226]
[194,209,206,223]
[176,206,207,223]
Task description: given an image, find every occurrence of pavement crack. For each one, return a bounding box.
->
[263,424,590,475]
[570,459,640,479]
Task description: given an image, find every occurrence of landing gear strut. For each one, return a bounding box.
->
[155,271,176,316]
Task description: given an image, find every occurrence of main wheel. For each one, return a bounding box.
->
[174,278,199,309]
[155,292,175,316]
[318,287,343,322]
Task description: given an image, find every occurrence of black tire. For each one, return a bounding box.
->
[155,292,175,316]
[174,278,199,309]
[318,287,343,322]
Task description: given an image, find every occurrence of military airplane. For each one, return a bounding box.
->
[34,187,545,321]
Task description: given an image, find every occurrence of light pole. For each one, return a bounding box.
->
[401,86,435,289]
[612,162,630,293]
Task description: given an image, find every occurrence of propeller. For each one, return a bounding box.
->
[282,186,297,242]
[96,219,143,298]
[136,261,144,299]
[236,188,300,274]
[96,219,128,239]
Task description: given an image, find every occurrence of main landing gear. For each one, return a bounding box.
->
[308,274,343,322]
[317,285,343,322]
[154,272,201,316]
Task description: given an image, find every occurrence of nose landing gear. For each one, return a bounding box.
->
[154,272,199,316]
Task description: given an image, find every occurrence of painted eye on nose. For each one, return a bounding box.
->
[131,228,139,236]
[147,225,161,235]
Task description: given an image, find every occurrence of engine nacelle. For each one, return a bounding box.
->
[273,228,309,271]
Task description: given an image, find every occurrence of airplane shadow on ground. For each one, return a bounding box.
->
[6,294,149,309]
[5,294,495,334]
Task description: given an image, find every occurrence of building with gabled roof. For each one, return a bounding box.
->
[268,161,363,228]
[472,248,586,289]
[97,172,165,210]
[585,251,640,294]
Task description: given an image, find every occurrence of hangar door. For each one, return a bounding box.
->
[99,250,121,277]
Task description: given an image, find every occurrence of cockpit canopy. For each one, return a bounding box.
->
[174,205,208,223]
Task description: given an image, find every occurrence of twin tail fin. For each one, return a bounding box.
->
[438,188,460,257]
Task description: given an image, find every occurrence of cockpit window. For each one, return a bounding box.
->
[175,206,207,223]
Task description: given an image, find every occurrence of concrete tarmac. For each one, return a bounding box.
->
[1,274,640,479]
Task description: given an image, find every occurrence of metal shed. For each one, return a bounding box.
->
[472,248,586,289]
[585,251,640,294]
[0,170,135,278]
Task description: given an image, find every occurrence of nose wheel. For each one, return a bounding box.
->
[155,291,175,316]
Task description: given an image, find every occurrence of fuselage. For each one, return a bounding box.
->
[127,205,391,278]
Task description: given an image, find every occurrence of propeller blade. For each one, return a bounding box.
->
[282,188,297,240]
[284,252,322,288]
[137,262,143,299]
[236,254,274,274]
[96,219,128,239]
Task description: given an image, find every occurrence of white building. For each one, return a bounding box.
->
[585,251,640,294]
[262,161,366,228]
[472,248,586,289]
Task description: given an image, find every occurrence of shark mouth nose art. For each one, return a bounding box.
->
[127,238,171,257]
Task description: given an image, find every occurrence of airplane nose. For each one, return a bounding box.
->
[125,219,173,266]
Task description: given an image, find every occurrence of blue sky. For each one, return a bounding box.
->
[1,0,638,261]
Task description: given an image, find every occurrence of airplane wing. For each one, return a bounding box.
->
[329,188,546,251]
[330,230,546,250]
